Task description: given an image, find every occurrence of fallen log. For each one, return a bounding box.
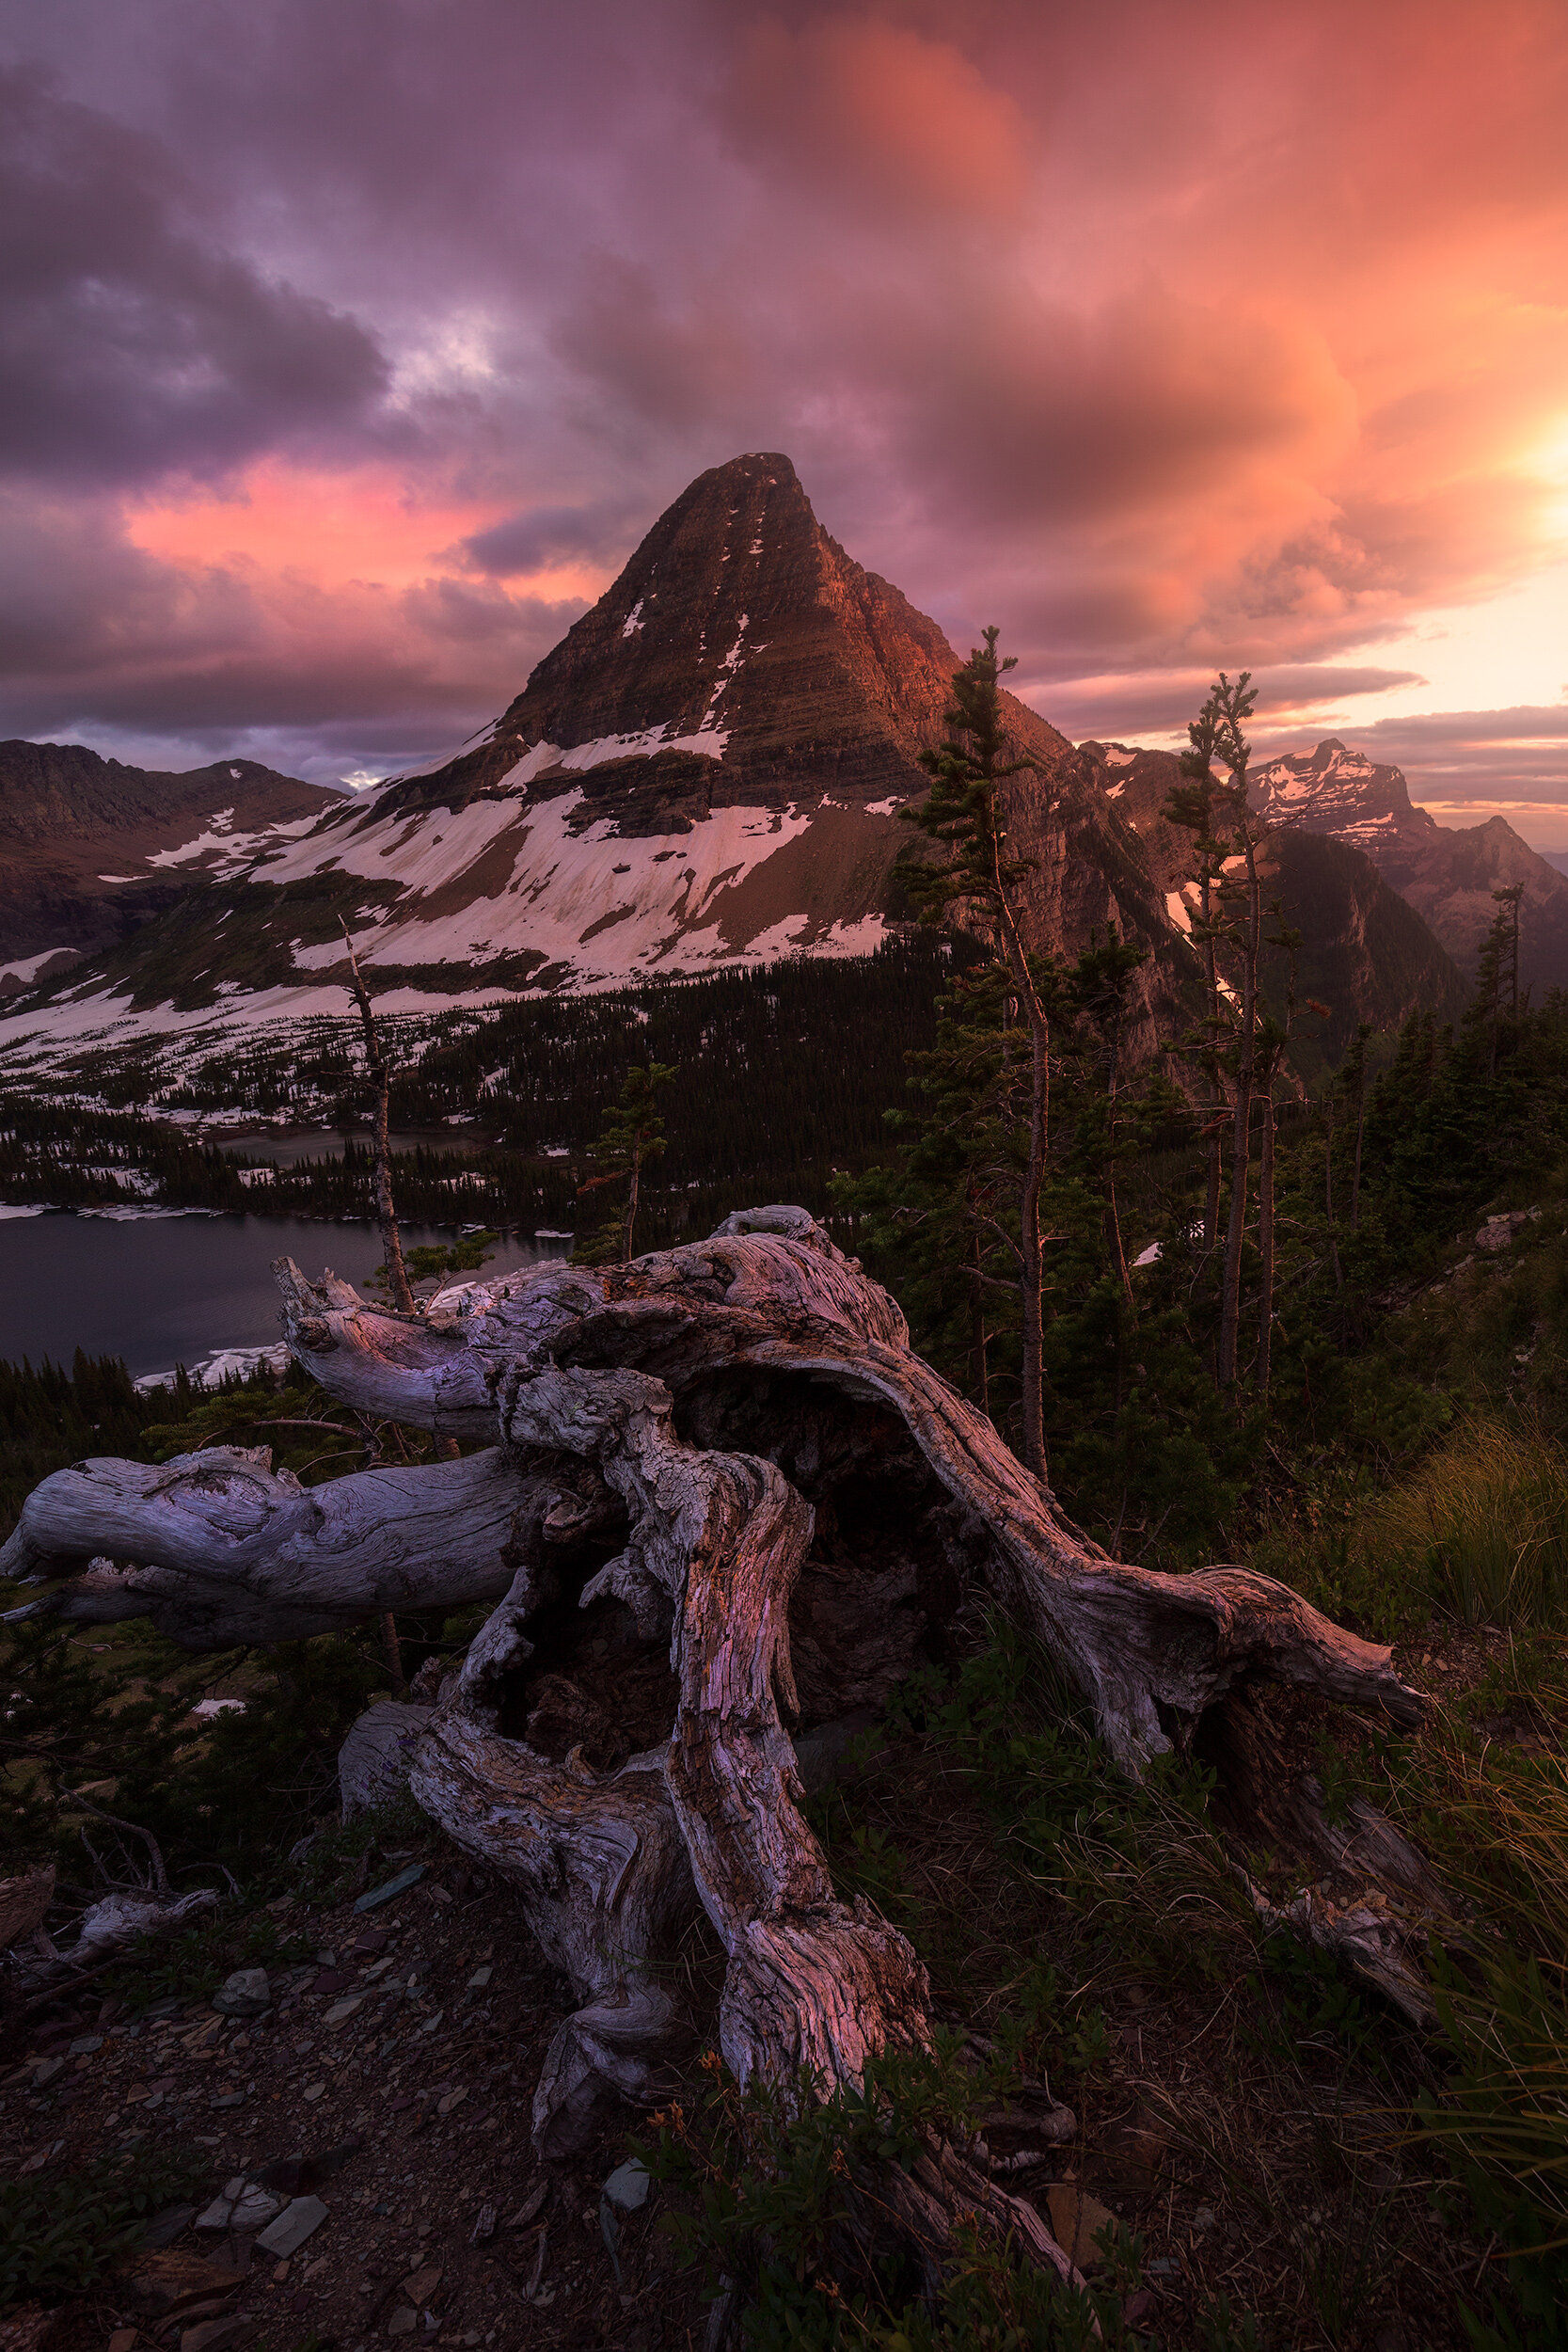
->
[2,1206,1436,2243]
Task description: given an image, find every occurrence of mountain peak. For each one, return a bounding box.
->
[453,448,1053,831]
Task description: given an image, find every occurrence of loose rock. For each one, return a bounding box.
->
[1045,2182,1120,2269]
[212,1968,270,2019]
[354,1864,425,1915]
[603,2159,651,2214]
[255,2195,329,2258]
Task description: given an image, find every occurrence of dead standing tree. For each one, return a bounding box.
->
[3,1202,1451,2251]
[339,920,415,1314]
[340,919,419,1690]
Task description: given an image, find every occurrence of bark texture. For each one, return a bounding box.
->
[2,1444,522,1646]
[3,1204,1435,2197]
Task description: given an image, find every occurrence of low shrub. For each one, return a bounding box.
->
[0,2147,208,2311]
[643,2045,1153,2350]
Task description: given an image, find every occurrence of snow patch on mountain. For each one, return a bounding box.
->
[501,722,731,784]
[148,811,322,876]
[278,788,896,988]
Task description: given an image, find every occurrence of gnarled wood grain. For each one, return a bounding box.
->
[2,1444,522,1647]
[4,1203,1439,2249]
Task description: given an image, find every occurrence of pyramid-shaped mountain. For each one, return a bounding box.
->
[5,457,1473,1065]
[115,453,1178,1013]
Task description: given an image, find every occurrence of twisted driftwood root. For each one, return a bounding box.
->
[3,1207,1438,2266]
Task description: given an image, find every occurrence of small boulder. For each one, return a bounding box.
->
[212,1968,270,2019]
[1477,1206,1542,1252]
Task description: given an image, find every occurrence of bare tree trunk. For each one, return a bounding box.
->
[1257,1086,1276,1396]
[1018,1011,1049,1480]
[969,1224,989,1416]
[1102,1022,1134,1315]
[1218,826,1262,1387]
[990,879,1051,1483]
[622,1144,641,1263]
[1196,858,1224,1257]
[340,921,414,1313]
[1324,1100,1343,1293]
[381,1610,405,1692]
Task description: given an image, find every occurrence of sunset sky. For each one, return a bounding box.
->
[3,0,1566,837]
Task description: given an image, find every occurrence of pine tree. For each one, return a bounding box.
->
[1162,707,1231,1257]
[1200,674,1266,1387]
[897,628,1057,1478]
[575,1061,677,1265]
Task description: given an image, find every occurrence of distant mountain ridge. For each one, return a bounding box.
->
[1247,738,1568,994]
[0,740,335,983]
[1077,739,1468,1068]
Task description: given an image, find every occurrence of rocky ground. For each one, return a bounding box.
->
[4,1615,1552,2351]
[2,1836,705,2352]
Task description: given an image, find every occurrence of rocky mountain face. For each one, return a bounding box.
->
[1248,739,1568,995]
[0,741,333,988]
[1078,740,1468,1066]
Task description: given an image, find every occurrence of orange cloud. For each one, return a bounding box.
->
[729,15,1030,226]
[125,461,505,593]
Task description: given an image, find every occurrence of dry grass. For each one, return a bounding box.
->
[1382,1661,1568,2262]
[803,1630,1497,2348]
[1362,1419,1568,1632]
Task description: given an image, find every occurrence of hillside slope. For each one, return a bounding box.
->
[0,741,335,983]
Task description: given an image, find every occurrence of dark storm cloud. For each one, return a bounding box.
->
[0,0,1563,804]
[0,485,580,750]
[1346,706,1568,804]
[0,66,388,486]
[457,500,641,579]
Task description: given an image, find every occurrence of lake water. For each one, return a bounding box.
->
[0,1211,571,1379]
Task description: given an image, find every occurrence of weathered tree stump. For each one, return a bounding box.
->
[3,1206,1433,2219]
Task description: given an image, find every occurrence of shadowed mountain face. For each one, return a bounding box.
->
[1077,740,1468,1069]
[0,741,334,983]
[1248,739,1568,995]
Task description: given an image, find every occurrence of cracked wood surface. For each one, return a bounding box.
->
[2,1203,1434,2179]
